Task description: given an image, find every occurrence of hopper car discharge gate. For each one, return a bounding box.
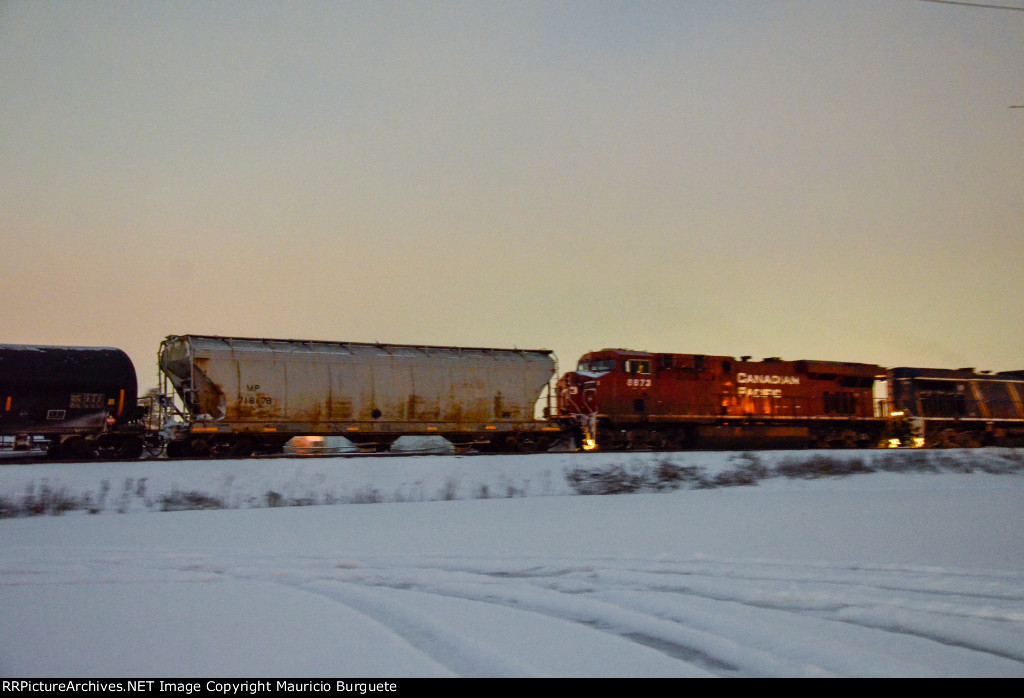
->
[157,335,563,457]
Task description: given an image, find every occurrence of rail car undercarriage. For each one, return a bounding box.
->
[576,416,888,452]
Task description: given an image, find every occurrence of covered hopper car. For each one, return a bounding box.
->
[555,348,890,450]
[0,344,149,458]
[158,334,561,456]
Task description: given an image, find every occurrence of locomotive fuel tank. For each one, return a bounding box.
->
[158,335,559,456]
[556,348,888,450]
[0,344,141,457]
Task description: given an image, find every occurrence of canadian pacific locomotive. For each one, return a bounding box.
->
[555,348,889,450]
[2,336,1022,458]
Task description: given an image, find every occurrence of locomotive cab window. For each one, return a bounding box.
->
[625,360,651,375]
[577,359,616,373]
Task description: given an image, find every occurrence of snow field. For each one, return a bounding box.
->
[2,449,1024,677]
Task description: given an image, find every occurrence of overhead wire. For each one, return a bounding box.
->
[916,0,1024,10]
[915,0,1024,108]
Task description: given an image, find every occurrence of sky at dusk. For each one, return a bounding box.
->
[2,0,1021,390]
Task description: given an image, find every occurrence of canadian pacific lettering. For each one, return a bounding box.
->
[738,387,784,398]
[737,373,800,385]
[736,373,798,399]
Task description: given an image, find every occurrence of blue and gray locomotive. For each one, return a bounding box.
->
[888,367,1024,447]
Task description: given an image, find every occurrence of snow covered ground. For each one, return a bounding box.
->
[2,448,1023,677]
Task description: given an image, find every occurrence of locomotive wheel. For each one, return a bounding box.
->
[838,430,858,449]
[649,432,668,450]
[596,428,624,451]
[660,429,691,451]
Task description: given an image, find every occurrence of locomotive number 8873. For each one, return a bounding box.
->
[555,348,890,451]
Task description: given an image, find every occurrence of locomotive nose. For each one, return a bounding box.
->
[555,371,598,450]
[555,371,581,410]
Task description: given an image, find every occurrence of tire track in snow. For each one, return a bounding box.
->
[5,548,1023,676]
[284,580,528,678]
[566,559,1024,668]
[303,575,728,677]
[316,555,1024,676]
[215,558,712,677]
[307,559,830,676]
[193,552,1024,676]
[207,555,738,676]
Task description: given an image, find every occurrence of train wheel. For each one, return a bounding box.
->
[62,437,96,459]
[116,437,144,459]
[596,429,620,451]
[479,436,510,453]
[230,437,254,458]
[144,434,166,458]
[511,434,536,452]
[512,433,552,453]
[253,437,286,455]
[666,428,694,450]
[209,438,236,458]
[188,439,211,458]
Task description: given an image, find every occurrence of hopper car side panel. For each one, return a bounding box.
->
[159,335,557,455]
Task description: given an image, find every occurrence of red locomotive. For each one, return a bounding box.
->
[555,348,889,450]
